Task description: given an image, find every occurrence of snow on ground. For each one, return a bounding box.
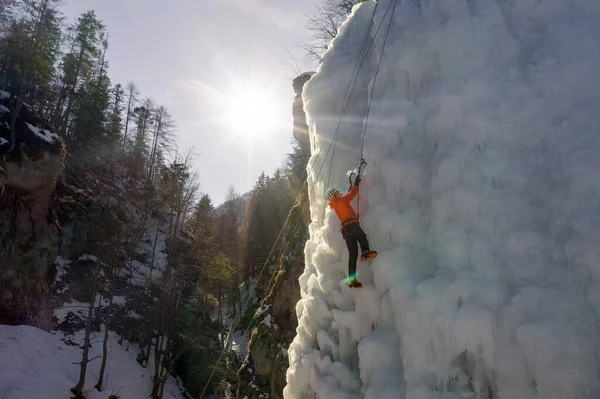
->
[111,295,127,305]
[226,280,256,360]
[286,1,600,398]
[53,300,90,324]
[231,329,250,360]
[53,256,71,281]
[0,325,184,399]
[78,254,98,263]
[126,225,169,285]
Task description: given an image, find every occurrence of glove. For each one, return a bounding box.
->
[354,175,361,186]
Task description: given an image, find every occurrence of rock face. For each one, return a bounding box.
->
[237,257,304,399]
[236,74,313,398]
[0,91,65,329]
[293,73,314,228]
[292,72,315,150]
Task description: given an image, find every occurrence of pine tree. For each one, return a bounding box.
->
[207,252,234,324]
[53,10,105,138]
[188,194,217,268]
[132,97,154,170]
[0,0,61,151]
[242,172,268,281]
[1,0,62,97]
[70,69,110,152]
[107,83,124,147]
[147,105,174,183]
[216,187,244,314]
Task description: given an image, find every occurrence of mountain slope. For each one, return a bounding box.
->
[0,325,184,399]
[285,1,600,398]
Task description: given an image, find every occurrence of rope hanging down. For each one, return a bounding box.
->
[357,0,399,218]
[323,0,395,195]
[322,0,398,223]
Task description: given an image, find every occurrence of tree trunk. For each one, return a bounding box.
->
[151,330,166,399]
[149,223,160,278]
[122,84,135,152]
[237,281,242,315]
[147,115,160,181]
[95,289,114,391]
[8,95,23,153]
[72,260,99,397]
[143,341,151,364]
[157,364,170,399]
[217,283,222,325]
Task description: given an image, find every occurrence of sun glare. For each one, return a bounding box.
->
[224,88,278,138]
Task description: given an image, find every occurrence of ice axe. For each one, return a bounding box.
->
[347,158,367,188]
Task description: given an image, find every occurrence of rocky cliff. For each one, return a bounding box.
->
[0,91,65,329]
[292,72,314,150]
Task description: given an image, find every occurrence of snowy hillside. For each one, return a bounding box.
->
[285,1,600,398]
[0,325,184,399]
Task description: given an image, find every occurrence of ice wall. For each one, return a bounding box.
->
[285,1,600,398]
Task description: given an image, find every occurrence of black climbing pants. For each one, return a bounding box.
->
[341,222,370,277]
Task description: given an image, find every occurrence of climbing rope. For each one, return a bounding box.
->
[359,0,398,160]
[357,0,399,218]
[323,0,395,195]
[322,0,399,223]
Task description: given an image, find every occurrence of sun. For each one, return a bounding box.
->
[224,87,278,138]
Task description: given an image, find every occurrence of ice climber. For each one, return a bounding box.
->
[327,171,377,289]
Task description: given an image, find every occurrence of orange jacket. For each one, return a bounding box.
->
[329,185,359,225]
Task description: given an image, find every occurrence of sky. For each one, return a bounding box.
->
[61,0,320,204]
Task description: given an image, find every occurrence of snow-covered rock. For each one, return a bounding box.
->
[285,1,600,398]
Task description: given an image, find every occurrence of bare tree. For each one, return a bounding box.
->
[148,152,200,399]
[147,105,175,183]
[301,0,367,62]
[72,258,100,398]
[95,265,118,392]
[122,81,139,152]
[0,382,17,399]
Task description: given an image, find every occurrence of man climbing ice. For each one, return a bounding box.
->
[327,165,377,288]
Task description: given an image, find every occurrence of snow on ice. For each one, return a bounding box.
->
[285,1,600,398]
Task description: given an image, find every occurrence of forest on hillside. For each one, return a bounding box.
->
[0,0,364,398]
